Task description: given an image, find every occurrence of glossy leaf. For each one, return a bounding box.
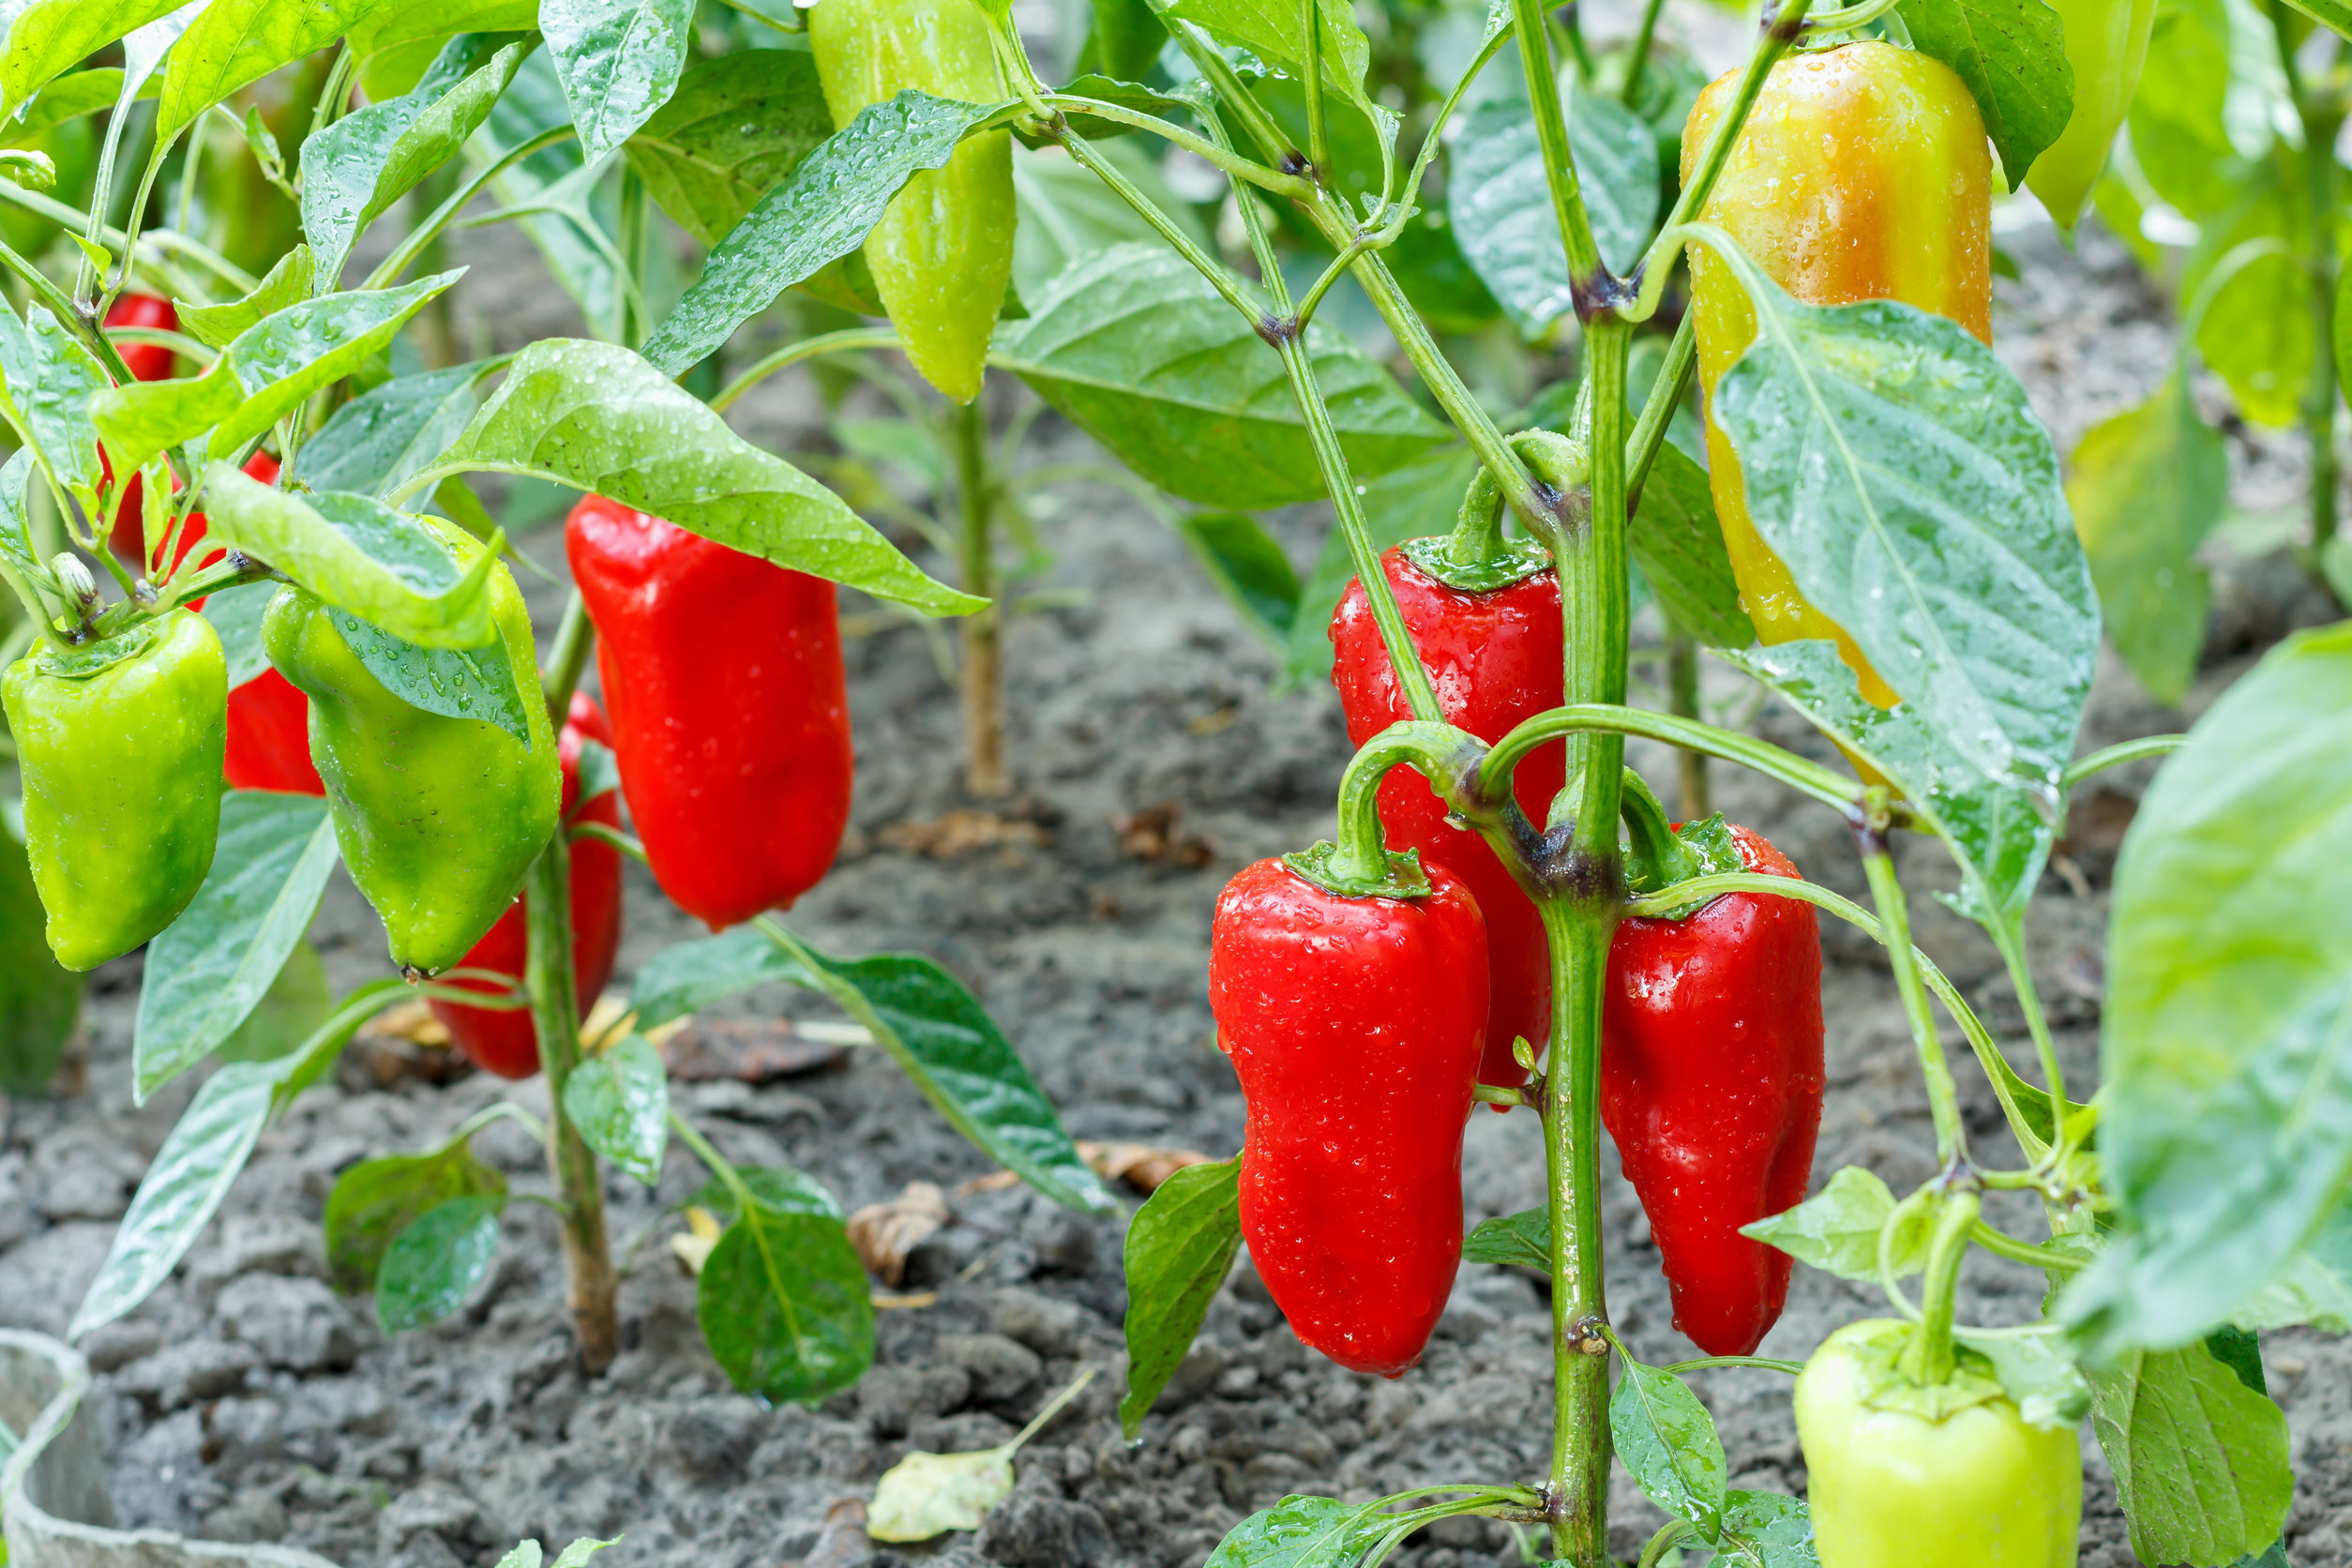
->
[157,0,409,143]
[1711,265,2098,797]
[1,69,129,143]
[622,48,829,245]
[1461,1207,1550,1270]
[377,1195,505,1332]
[0,0,186,114]
[0,301,108,513]
[67,978,406,1339]
[1175,511,1300,647]
[1279,446,1476,690]
[217,939,330,1063]
[1713,1492,1818,1568]
[2062,623,2352,1355]
[764,926,1115,1216]
[344,1,536,89]
[177,246,315,347]
[1899,0,2074,189]
[2069,373,2224,706]
[1952,1329,2092,1428]
[0,815,83,1097]
[560,1033,669,1185]
[0,450,40,607]
[697,1199,874,1404]
[2086,1340,2293,1564]
[1631,434,1753,649]
[475,50,619,328]
[1447,87,1658,334]
[1610,1355,1726,1532]
[627,924,810,1028]
[200,475,503,650]
[291,360,498,499]
[1741,1166,1932,1281]
[541,0,693,167]
[994,243,1449,509]
[438,339,977,615]
[689,1166,845,1226]
[1151,0,1388,158]
[301,35,528,288]
[133,791,338,1103]
[324,1138,507,1292]
[642,89,1011,375]
[1119,1155,1241,1438]
[1201,1496,1387,1568]
[2230,1207,2352,1334]
[331,605,533,746]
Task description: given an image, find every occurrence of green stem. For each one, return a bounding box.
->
[1666,633,1707,820]
[1659,1354,1805,1376]
[1858,819,1968,1169]
[542,592,593,712]
[1508,0,1603,286]
[956,396,1008,797]
[710,327,900,409]
[1636,1522,1692,1568]
[1565,322,1632,839]
[0,232,134,385]
[1539,899,1613,1566]
[1624,310,1696,506]
[1327,720,1485,885]
[1055,128,1266,321]
[1165,23,1298,167]
[1300,0,1330,178]
[2061,733,2184,790]
[1900,1190,1981,1386]
[1484,706,1873,822]
[1970,1218,2084,1273]
[1983,914,2071,1168]
[1621,0,1669,107]
[1041,98,1310,197]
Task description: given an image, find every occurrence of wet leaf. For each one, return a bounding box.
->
[377,1194,505,1332]
[628,925,812,1028]
[689,1167,844,1225]
[541,0,694,166]
[292,359,500,500]
[697,1200,874,1404]
[1713,1491,1817,1567]
[177,246,316,348]
[0,0,185,115]
[561,1033,669,1186]
[1462,1208,1550,1270]
[2086,1339,2292,1564]
[994,243,1448,510]
[1953,1329,2091,1429]
[1610,1355,1726,1533]
[330,603,534,746]
[1199,1495,1388,1568]
[0,301,108,513]
[157,0,414,143]
[622,48,830,245]
[1741,1167,1932,1282]
[324,1137,507,1293]
[134,791,339,1103]
[1119,1155,1240,1438]
[1900,0,2073,190]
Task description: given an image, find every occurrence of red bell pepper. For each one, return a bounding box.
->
[426,692,625,1078]
[1601,822,1825,1357]
[224,669,324,795]
[104,293,177,383]
[1210,854,1487,1377]
[1330,545,1562,1093]
[111,451,279,579]
[565,495,852,929]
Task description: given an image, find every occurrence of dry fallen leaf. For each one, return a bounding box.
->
[870,1290,938,1310]
[865,1369,1096,1543]
[790,1499,869,1568]
[671,1206,724,1275]
[847,1181,949,1285]
[876,810,1047,858]
[1077,1140,1213,1194]
[1112,803,1213,867]
[954,1170,1022,1198]
[366,999,450,1047]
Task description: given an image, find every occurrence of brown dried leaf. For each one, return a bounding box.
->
[847,1181,950,1285]
[1112,803,1213,867]
[876,810,1048,859]
[1076,1139,1214,1194]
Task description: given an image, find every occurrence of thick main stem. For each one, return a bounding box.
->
[955,396,1009,796]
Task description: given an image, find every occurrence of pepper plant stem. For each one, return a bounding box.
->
[1857,825,1968,1168]
[1539,901,1613,1567]
[955,394,1009,796]
[1900,1190,1981,1386]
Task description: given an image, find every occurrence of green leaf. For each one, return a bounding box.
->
[92,272,463,475]
[622,48,830,245]
[301,35,528,289]
[3,68,126,145]
[697,1199,874,1403]
[200,475,503,649]
[2127,0,2251,220]
[1710,262,2098,796]
[475,50,621,328]
[763,925,1116,1215]
[0,809,83,1097]
[1461,1207,1550,1270]
[67,978,407,1339]
[642,89,1012,375]
[1609,1355,1727,1533]
[1713,1491,1818,1568]
[1953,1328,2092,1429]
[1447,87,1659,335]
[993,243,1449,509]
[1149,0,1384,146]
[1630,434,1753,649]
[2278,0,2352,37]
[1010,139,1204,309]
[324,1138,507,1293]
[2189,160,2313,430]
[1082,0,1168,78]
[0,440,53,604]
[1119,1155,1241,1439]
[439,339,977,616]
[560,1033,669,1186]
[2062,623,2352,1355]
[157,0,416,145]
[541,0,693,167]
[688,1166,845,1225]
[1899,0,2075,189]
[0,300,108,513]
[201,580,279,689]
[2086,1340,2293,1565]
[2069,372,2224,706]
[292,359,499,499]
[377,1195,505,1332]
[2230,1206,2352,1334]
[133,792,339,1104]
[1175,511,1300,646]
[345,2,538,88]
[0,0,185,116]
[1280,446,1476,691]
[217,939,331,1064]
[1200,1496,1387,1568]
[628,924,810,1028]
[177,247,316,348]
[330,604,534,746]
[1741,1166,1932,1282]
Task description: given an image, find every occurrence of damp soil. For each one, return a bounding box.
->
[3,216,2350,1568]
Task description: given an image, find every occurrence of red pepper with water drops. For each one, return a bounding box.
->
[1330,523,1563,1094]
[427,693,624,1078]
[104,294,177,383]
[1210,853,1486,1377]
[1601,820,1824,1358]
[565,495,852,929]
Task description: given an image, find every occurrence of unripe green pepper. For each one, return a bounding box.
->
[263,525,559,976]
[3,610,227,971]
[2024,0,2156,234]
[1796,1319,2082,1567]
[810,0,1015,404]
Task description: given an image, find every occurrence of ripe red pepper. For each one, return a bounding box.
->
[565,495,852,929]
[426,693,624,1078]
[1330,546,1562,1093]
[1210,855,1487,1377]
[224,669,324,794]
[104,293,177,383]
[110,451,279,579]
[1601,822,1824,1357]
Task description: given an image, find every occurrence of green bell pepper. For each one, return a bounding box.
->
[2025,0,2157,234]
[2,609,227,971]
